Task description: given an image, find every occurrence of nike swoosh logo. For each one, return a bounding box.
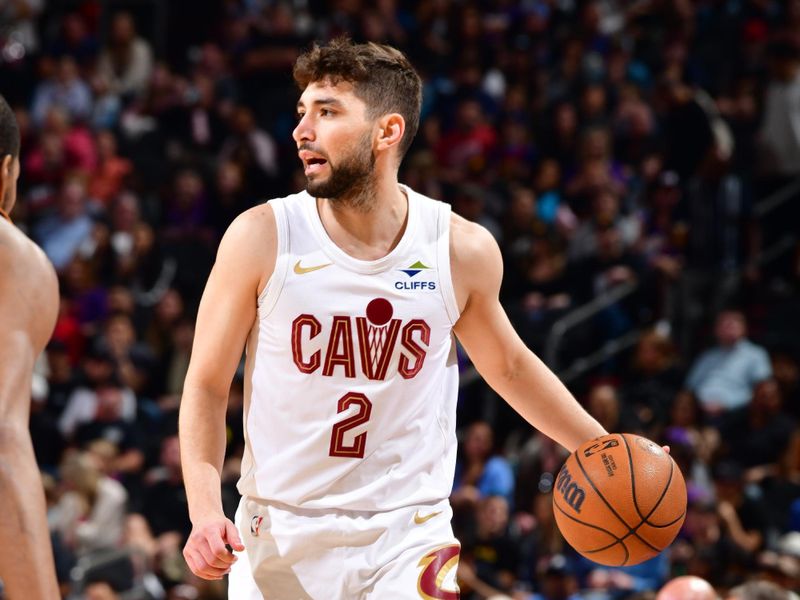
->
[413,510,442,525]
[294,260,333,275]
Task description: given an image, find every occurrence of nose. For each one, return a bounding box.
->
[292,114,314,144]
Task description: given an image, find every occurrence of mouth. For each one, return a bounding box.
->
[299,150,328,176]
[304,157,328,176]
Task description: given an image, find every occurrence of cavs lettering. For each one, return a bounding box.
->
[239,190,460,510]
[291,298,430,381]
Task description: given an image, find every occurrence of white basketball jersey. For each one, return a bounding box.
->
[238,185,461,511]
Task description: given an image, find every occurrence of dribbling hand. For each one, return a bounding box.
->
[183,516,245,580]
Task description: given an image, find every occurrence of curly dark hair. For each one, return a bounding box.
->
[293,37,422,160]
[0,94,20,160]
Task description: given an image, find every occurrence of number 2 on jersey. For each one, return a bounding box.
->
[329,392,372,458]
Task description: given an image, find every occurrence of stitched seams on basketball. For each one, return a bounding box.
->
[573,435,661,563]
[621,434,686,548]
[552,441,631,564]
[552,495,629,566]
[554,434,688,566]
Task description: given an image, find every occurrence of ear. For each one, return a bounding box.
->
[0,155,10,208]
[376,113,406,155]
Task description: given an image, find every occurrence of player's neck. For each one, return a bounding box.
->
[317,177,409,260]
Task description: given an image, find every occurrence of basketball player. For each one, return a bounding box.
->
[657,576,718,600]
[0,96,60,597]
[179,38,607,598]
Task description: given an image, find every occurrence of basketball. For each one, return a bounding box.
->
[552,433,687,567]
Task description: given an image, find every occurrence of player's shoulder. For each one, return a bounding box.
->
[215,200,281,288]
[0,220,55,280]
[449,212,500,261]
[223,190,308,242]
[0,221,58,327]
[449,212,503,295]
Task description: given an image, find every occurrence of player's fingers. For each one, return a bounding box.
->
[183,548,220,580]
[196,540,234,570]
[185,548,227,580]
[185,537,230,574]
[662,445,671,454]
[225,519,246,552]
[206,530,237,565]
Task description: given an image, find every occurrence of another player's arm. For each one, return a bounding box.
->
[451,216,606,452]
[179,205,276,579]
[0,238,60,600]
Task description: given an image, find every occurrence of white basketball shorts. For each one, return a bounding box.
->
[228,496,461,599]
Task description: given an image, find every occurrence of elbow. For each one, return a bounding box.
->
[498,347,527,386]
[0,423,34,479]
[0,422,30,451]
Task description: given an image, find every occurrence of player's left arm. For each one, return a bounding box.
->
[451,216,606,452]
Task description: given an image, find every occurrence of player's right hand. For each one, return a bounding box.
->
[183,515,245,580]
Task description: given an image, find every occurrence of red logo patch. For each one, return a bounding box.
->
[417,544,460,600]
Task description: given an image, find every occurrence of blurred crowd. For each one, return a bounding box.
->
[1,0,800,598]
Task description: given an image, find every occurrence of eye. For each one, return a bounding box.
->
[296,112,305,121]
[320,108,334,117]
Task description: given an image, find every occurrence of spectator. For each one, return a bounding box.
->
[48,12,99,67]
[218,104,279,183]
[685,310,772,417]
[451,183,502,241]
[758,36,800,179]
[527,554,581,600]
[34,175,94,271]
[101,311,154,394]
[88,130,132,205]
[622,328,683,432]
[164,168,209,232]
[30,56,93,127]
[140,434,191,541]
[460,495,519,599]
[452,421,515,508]
[50,450,128,556]
[713,461,770,572]
[84,580,121,600]
[586,552,670,599]
[435,98,498,182]
[160,72,227,159]
[25,106,97,193]
[57,343,135,440]
[208,159,251,235]
[97,12,154,101]
[726,580,792,600]
[637,171,687,287]
[0,0,44,55]
[61,257,109,338]
[586,382,642,434]
[567,186,639,262]
[107,191,143,275]
[719,378,796,472]
[656,77,733,182]
[564,126,627,213]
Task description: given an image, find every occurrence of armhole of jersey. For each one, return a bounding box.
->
[436,202,461,325]
[257,198,289,319]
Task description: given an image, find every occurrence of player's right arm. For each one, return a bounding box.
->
[0,232,60,600]
[180,204,276,580]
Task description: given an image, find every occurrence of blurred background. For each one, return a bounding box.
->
[2,0,799,598]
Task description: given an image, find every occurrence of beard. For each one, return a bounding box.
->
[304,131,376,209]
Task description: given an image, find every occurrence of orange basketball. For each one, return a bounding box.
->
[552,433,687,567]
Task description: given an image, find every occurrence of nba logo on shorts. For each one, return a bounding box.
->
[250,515,264,537]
